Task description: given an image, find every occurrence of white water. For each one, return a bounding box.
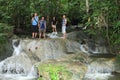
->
[84,59,114,80]
[12,40,22,56]
[27,65,38,77]
[0,40,35,80]
[47,32,59,38]
[0,39,116,80]
[80,44,89,54]
[0,74,36,80]
[85,73,112,80]
[80,43,115,80]
[0,60,24,74]
[80,43,108,54]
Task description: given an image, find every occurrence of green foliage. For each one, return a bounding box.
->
[0,23,13,59]
[0,0,120,48]
[81,0,120,48]
[109,20,120,45]
[85,29,96,35]
[115,54,120,67]
[0,23,13,44]
[0,23,13,33]
[37,64,72,80]
[0,34,7,45]
[0,0,70,28]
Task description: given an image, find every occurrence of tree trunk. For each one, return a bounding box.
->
[106,9,112,53]
[86,0,89,14]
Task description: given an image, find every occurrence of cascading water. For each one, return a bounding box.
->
[40,35,115,80]
[80,42,115,80]
[12,40,22,56]
[80,41,108,54]
[27,65,38,78]
[47,32,59,38]
[0,38,67,80]
[0,40,35,80]
[0,36,117,80]
[84,59,114,80]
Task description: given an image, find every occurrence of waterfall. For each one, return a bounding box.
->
[47,32,59,38]
[84,59,114,80]
[27,65,38,78]
[0,40,25,74]
[0,39,66,80]
[80,44,89,54]
[0,39,34,80]
[80,40,115,80]
[12,40,22,56]
[80,43,108,54]
[0,61,25,74]
[0,38,117,80]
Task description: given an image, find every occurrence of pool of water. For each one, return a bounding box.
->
[0,74,36,80]
[108,74,120,80]
[0,73,120,80]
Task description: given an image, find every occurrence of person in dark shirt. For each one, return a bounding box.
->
[51,17,57,34]
[38,16,46,38]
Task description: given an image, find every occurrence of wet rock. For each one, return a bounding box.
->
[13,40,20,47]
[36,59,87,80]
[20,39,81,63]
[66,40,80,53]
[0,53,32,74]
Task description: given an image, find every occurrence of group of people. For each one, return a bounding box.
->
[31,13,67,39]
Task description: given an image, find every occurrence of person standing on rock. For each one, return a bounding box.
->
[38,16,46,38]
[62,15,67,39]
[31,13,39,38]
[51,17,57,34]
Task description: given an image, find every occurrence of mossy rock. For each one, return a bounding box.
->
[37,64,72,80]
[35,59,87,80]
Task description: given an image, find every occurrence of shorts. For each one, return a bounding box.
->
[52,25,56,28]
[39,28,46,33]
[32,25,38,33]
[62,26,66,33]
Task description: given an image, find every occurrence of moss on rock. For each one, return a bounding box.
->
[36,59,87,80]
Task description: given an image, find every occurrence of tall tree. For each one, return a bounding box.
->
[86,0,89,14]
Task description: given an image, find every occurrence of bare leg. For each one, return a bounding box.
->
[39,32,41,38]
[35,33,37,38]
[43,32,45,38]
[63,33,66,39]
[52,28,54,32]
[55,28,57,32]
[52,25,54,33]
[32,32,34,38]
[55,27,57,34]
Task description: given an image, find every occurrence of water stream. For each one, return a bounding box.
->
[84,58,114,80]
[0,40,36,80]
[0,37,119,80]
[80,42,117,80]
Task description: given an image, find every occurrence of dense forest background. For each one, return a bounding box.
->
[0,0,120,53]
